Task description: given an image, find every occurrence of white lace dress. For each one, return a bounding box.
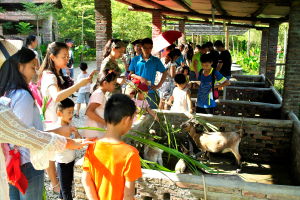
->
[0,103,67,200]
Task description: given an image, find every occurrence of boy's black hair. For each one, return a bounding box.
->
[214,40,224,48]
[141,38,153,46]
[104,94,136,125]
[167,49,181,60]
[195,44,201,50]
[132,39,141,46]
[174,73,187,85]
[57,98,75,111]
[205,41,213,48]
[79,62,88,71]
[200,53,213,63]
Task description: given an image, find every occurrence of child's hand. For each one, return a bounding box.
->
[66,138,95,150]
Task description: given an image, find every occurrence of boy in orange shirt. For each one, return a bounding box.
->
[82,94,142,200]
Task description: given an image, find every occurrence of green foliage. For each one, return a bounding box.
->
[23,2,54,20]
[2,22,14,30]
[54,0,95,43]
[112,0,152,41]
[232,47,260,75]
[0,7,5,13]
[73,45,96,62]
[16,22,33,35]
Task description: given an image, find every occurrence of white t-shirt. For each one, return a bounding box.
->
[40,70,59,129]
[171,87,190,113]
[83,88,106,138]
[77,72,90,93]
[50,122,75,164]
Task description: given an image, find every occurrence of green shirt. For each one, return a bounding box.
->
[190,52,202,73]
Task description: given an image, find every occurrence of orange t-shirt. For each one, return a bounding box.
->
[83,141,142,200]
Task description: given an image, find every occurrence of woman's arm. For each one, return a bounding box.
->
[169,64,176,78]
[82,171,99,200]
[123,181,135,200]
[48,72,95,103]
[86,103,106,126]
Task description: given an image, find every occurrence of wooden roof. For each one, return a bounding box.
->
[116,0,290,27]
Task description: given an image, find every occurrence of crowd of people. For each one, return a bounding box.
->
[0,34,233,200]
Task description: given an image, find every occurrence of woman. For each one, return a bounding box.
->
[0,47,90,199]
[0,102,93,200]
[158,49,181,109]
[39,42,93,192]
[100,39,126,75]
[25,35,39,70]
[99,39,126,93]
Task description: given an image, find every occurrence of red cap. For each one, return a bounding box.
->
[137,83,149,92]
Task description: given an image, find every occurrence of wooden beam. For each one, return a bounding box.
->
[141,0,163,9]
[129,5,287,23]
[251,2,268,17]
[211,0,229,16]
[172,0,209,21]
[163,17,268,29]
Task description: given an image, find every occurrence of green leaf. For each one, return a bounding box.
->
[125,134,221,174]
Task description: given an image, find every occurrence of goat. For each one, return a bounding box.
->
[143,129,164,165]
[180,118,242,167]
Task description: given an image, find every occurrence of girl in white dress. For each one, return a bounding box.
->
[168,73,192,114]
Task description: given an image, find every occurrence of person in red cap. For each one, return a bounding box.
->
[131,81,158,122]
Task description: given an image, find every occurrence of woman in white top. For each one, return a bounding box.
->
[0,102,93,200]
[0,47,91,199]
[39,42,94,192]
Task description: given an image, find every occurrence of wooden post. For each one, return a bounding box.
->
[225,25,229,50]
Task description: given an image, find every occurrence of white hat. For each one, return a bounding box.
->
[0,38,23,67]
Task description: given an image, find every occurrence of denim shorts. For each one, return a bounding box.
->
[76,92,90,104]
[9,162,44,200]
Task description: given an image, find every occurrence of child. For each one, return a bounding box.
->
[167,73,192,113]
[176,65,190,82]
[84,69,117,138]
[75,62,91,118]
[55,98,81,200]
[82,94,142,200]
[196,54,230,114]
[132,83,158,122]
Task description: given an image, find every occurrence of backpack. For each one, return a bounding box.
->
[199,68,219,100]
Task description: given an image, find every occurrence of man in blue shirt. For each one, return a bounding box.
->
[129,38,167,109]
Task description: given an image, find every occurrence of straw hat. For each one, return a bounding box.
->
[0,37,23,67]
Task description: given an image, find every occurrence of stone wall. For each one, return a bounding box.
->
[74,164,300,200]
[148,112,293,162]
[94,0,112,70]
[216,86,282,119]
[230,74,266,88]
[223,86,281,104]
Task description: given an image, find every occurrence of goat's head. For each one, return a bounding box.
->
[180,118,204,133]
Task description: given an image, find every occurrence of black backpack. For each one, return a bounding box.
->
[199,68,218,100]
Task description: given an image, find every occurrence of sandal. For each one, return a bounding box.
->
[50,183,60,194]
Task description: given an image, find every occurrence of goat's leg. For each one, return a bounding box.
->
[157,152,163,166]
[231,142,241,166]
